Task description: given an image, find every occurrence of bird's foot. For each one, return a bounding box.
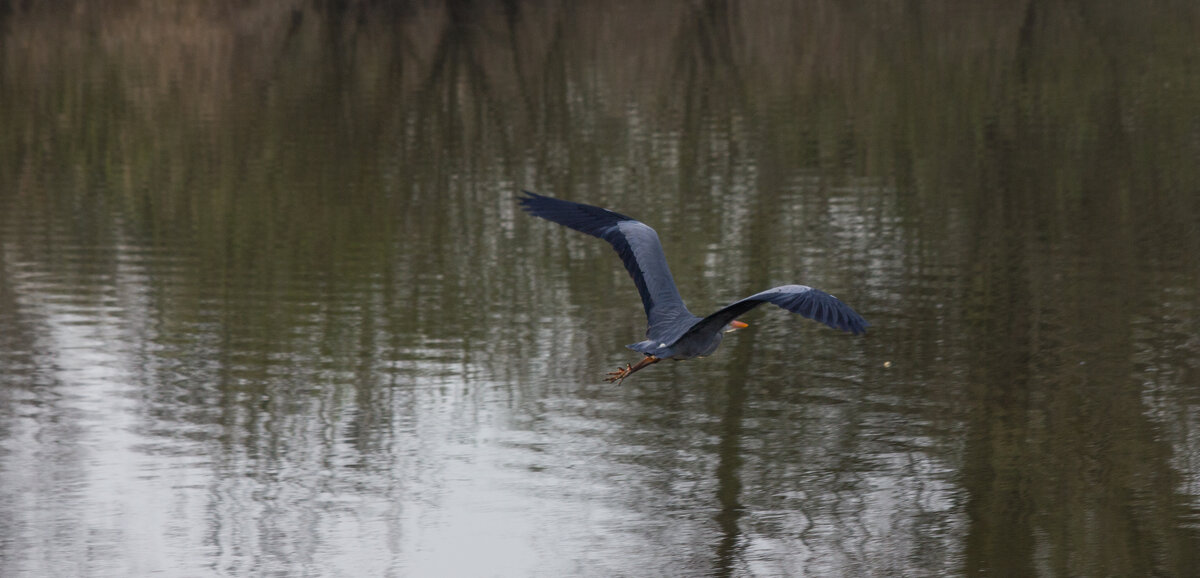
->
[604,363,633,385]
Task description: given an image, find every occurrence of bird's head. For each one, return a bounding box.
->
[723,320,749,333]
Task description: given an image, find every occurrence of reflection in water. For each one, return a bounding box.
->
[2,0,1200,576]
[713,346,748,577]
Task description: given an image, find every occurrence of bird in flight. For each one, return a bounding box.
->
[520,191,868,384]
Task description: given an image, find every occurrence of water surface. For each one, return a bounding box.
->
[2,2,1199,576]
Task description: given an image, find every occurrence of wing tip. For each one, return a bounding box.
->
[801,287,869,335]
[518,190,558,217]
[517,189,539,206]
[842,312,870,335]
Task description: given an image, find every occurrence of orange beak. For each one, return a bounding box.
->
[730,320,749,329]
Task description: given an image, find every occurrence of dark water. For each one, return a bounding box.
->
[2,2,1199,576]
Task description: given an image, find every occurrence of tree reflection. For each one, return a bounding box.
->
[1,0,1198,576]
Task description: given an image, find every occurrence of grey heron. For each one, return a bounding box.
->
[520,191,868,383]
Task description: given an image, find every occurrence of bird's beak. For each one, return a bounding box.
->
[726,320,749,333]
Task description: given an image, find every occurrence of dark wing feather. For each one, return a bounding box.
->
[519,191,691,331]
[684,284,869,341]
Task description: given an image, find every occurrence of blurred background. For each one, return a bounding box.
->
[1,1,1198,576]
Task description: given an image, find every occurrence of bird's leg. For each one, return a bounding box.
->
[604,356,661,384]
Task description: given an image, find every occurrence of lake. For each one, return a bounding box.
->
[2,1,1199,576]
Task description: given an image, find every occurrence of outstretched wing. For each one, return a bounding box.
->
[684,284,869,340]
[519,191,691,331]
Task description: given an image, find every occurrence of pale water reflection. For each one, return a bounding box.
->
[2,1,1200,576]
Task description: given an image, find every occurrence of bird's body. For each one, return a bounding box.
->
[520,191,867,383]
